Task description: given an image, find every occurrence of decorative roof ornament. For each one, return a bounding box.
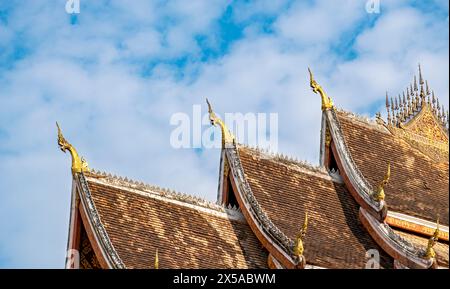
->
[56,122,89,174]
[372,162,390,202]
[206,98,236,148]
[384,66,449,157]
[418,64,424,85]
[424,218,439,260]
[293,212,308,260]
[413,75,418,92]
[385,92,392,125]
[154,249,159,269]
[308,68,334,110]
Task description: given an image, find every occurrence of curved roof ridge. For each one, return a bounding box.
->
[237,144,342,183]
[335,107,390,134]
[86,169,242,217]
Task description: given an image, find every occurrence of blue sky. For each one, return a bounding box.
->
[0,0,448,268]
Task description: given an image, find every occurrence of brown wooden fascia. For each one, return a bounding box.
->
[65,179,81,269]
[78,199,111,269]
[359,207,435,269]
[74,173,126,269]
[225,147,304,269]
[325,109,386,221]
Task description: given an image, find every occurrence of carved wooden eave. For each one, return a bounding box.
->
[66,173,126,269]
[359,208,437,269]
[318,107,444,269]
[224,144,306,269]
[322,108,387,221]
[267,254,284,269]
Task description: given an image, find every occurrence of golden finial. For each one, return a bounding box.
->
[56,122,89,174]
[308,68,334,111]
[293,212,308,258]
[206,98,235,148]
[154,249,159,269]
[372,162,390,202]
[424,218,439,260]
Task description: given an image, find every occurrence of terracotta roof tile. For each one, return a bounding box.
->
[86,177,268,268]
[335,111,449,225]
[237,146,394,268]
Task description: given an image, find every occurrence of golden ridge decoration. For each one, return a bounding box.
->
[385,64,448,135]
[206,98,235,148]
[293,212,308,258]
[56,122,89,174]
[424,218,439,260]
[308,68,334,111]
[154,249,159,269]
[384,65,448,162]
[372,162,390,202]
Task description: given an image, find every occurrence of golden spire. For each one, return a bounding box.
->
[56,122,89,174]
[385,92,392,125]
[206,98,235,148]
[424,218,439,260]
[293,212,308,258]
[154,249,159,269]
[308,68,334,111]
[372,162,390,202]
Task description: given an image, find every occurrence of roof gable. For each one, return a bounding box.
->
[234,146,394,268]
[80,172,268,268]
[335,111,449,226]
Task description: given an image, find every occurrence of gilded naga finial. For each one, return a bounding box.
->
[154,249,159,269]
[372,162,390,202]
[424,218,439,260]
[293,212,308,258]
[308,67,334,111]
[206,98,235,148]
[56,122,89,174]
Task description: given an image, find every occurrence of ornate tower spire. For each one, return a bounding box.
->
[386,92,392,125]
[56,122,89,174]
[414,75,418,93]
[432,90,437,112]
[206,98,235,148]
[418,64,424,86]
[406,90,412,118]
[308,68,334,111]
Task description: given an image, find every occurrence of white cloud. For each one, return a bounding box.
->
[0,0,448,268]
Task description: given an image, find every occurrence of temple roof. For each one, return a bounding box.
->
[335,110,449,226]
[78,171,268,268]
[393,229,449,268]
[236,146,394,268]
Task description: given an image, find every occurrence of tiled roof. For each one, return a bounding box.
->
[335,110,449,225]
[83,173,268,268]
[237,146,394,268]
[394,229,449,267]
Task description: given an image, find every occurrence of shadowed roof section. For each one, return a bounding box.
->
[84,173,268,269]
[335,111,449,226]
[237,146,394,269]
